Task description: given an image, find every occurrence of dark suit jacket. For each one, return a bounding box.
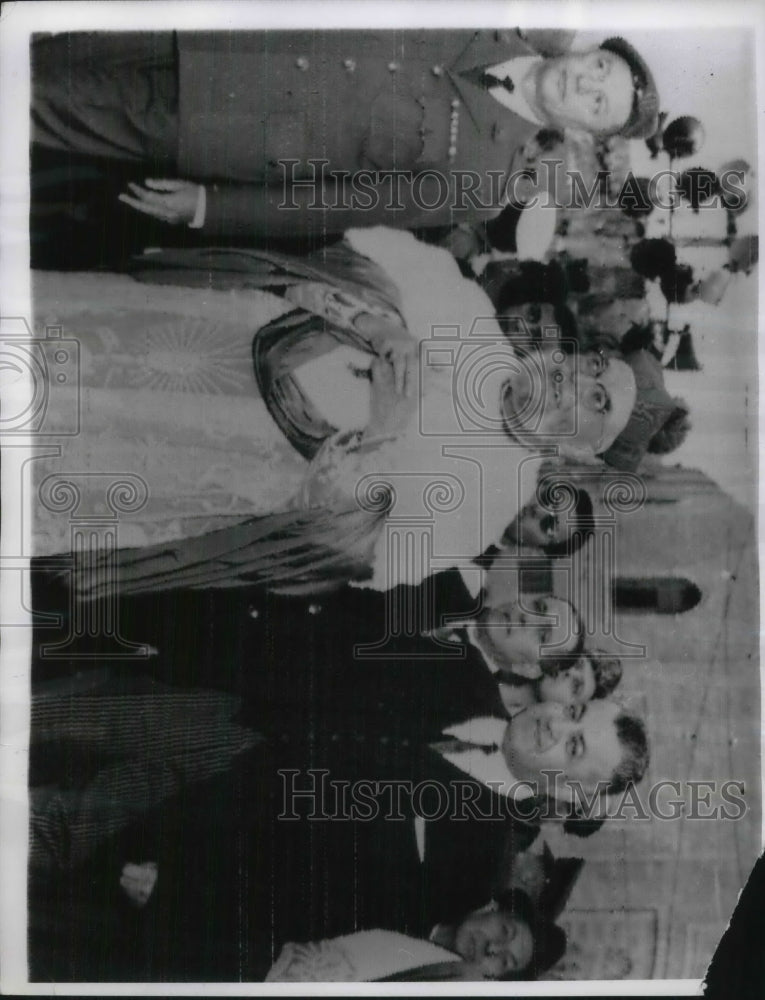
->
[32,568,589,980]
[32,736,537,982]
[32,566,485,686]
[175,29,573,236]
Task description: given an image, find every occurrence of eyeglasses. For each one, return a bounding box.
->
[578,351,613,451]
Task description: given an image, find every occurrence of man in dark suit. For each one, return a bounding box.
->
[31,29,659,259]
[29,647,646,980]
[29,562,649,970]
[31,566,584,691]
[28,567,537,979]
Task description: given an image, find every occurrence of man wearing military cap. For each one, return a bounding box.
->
[32,29,659,245]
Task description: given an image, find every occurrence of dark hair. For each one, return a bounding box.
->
[660,263,695,304]
[542,486,596,558]
[607,711,650,794]
[585,649,623,698]
[630,237,676,281]
[380,888,566,982]
[485,202,526,251]
[496,260,568,311]
[661,115,704,159]
[647,398,691,453]
[619,320,656,355]
[492,888,567,980]
[534,127,566,153]
[552,302,580,344]
[503,302,580,349]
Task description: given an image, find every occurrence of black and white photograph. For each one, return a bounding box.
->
[0,0,762,992]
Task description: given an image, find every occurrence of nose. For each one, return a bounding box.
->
[538,714,561,751]
[546,710,574,744]
[576,71,597,94]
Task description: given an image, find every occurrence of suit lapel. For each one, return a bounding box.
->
[447,29,536,137]
[449,28,533,77]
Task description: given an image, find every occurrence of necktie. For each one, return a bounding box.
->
[459,66,515,94]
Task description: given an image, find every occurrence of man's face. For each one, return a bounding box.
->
[477,596,581,676]
[501,344,636,458]
[537,656,596,706]
[507,497,571,550]
[455,907,534,979]
[535,49,634,134]
[503,699,622,794]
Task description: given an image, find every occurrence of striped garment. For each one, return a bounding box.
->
[29,673,261,872]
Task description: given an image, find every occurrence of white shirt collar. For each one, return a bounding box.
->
[414,715,535,861]
[465,621,499,674]
[438,716,534,801]
[485,55,544,126]
[415,716,531,863]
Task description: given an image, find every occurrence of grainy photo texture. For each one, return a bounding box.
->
[1,4,761,990]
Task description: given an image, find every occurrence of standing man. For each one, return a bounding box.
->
[29,660,648,980]
[32,566,585,690]
[31,29,659,252]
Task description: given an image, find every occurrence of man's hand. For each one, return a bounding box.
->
[119,861,158,908]
[365,354,418,441]
[118,179,202,225]
[355,314,417,398]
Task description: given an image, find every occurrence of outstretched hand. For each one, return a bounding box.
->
[118,179,202,225]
